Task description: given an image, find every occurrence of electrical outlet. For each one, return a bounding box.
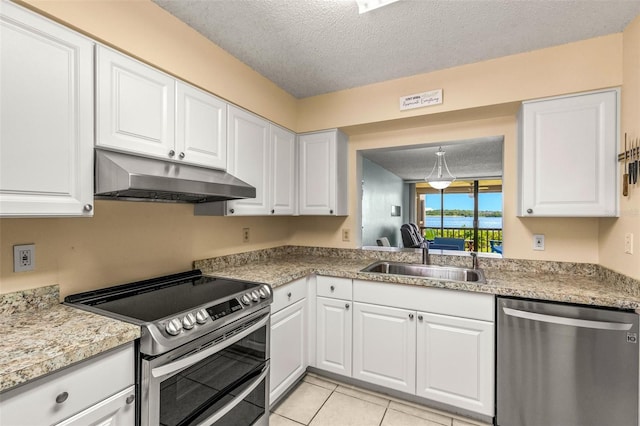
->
[342,228,350,242]
[533,234,545,251]
[625,233,634,254]
[13,244,35,272]
[242,228,250,243]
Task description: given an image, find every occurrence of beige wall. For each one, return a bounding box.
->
[337,110,599,264]
[295,34,623,268]
[0,202,296,298]
[297,35,623,132]
[599,16,640,280]
[1,1,637,299]
[1,0,302,298]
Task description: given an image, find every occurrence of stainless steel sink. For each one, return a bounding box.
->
[361,261,486,283]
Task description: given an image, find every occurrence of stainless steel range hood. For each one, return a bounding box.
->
[95,149,255,203]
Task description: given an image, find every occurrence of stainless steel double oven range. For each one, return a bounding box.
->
[66,270,272,426]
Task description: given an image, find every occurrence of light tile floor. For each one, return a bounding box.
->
[270,373,492,426]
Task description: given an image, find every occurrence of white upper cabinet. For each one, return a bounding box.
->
[97,45,175,159]
[200,107,297,216]
[0,1,94,217]
[299,129,348,216]
[518,89,618,217]
[271,125,297,215]
[176,82,227,170]
[226,105,271,215]
[97,46,227,169]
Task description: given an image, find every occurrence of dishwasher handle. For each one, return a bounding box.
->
[502,307,634,331]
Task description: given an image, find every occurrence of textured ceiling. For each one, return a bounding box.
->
[152,0,640,98]
[361,137,504,181]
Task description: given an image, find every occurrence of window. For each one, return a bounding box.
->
[417,179,503,253]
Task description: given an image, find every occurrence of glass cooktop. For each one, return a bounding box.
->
[65,270,259,322]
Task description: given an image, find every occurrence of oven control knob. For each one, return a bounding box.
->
[195,309,208,324]
[241,295,251,305]
[165,318,182,336]
[250,290,260,302]
[258,286,270,299]
[182,313,196,330]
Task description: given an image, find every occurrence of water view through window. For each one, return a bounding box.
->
[417,179,503,253]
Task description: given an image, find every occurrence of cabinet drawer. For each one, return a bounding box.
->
[272,278,307,313]
[353,280,494,322]
[317,276,352,300]
[0,343,134,426]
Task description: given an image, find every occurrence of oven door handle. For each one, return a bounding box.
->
[196,363,269,426]
[151,313,269,378]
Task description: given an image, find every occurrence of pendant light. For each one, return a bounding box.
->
[425,147,455,190]
[355,0,401,14]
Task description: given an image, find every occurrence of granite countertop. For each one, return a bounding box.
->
[195,247,640,310]
[0,285,140,393]
[3,246,638,394]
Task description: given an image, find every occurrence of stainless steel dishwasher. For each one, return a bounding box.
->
[497,297,639,426]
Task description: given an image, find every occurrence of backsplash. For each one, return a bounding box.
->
[0,285,59,315]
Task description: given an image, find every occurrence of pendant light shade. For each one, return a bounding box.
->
[355,0,401,14]
[425,147,455,189]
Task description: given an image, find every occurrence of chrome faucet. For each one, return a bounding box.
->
[422,243,430,265]
[470,252,478,269]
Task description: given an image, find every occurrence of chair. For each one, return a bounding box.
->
[431,237,464,251]
[408,223,424,242]
[490,240,503,254]
[400,223,425,248]
[376,237,391,247]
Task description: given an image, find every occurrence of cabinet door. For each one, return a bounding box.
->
[519,90,618,217]
[176,82,227,169]
[270,299,307,404]
[316,297,352,376]
[416,312,494,416]
[299,131,336,215]
[353,302,416,393]
[226,106,270,215]
[0,2,94,217]
[270,125,296,215]
[55,386,135,426]
[96,46,175,159]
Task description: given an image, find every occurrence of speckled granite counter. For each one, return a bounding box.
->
[195,246,640,310]
[0,285,140,393]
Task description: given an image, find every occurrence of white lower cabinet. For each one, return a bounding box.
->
[331,279,495,418]
[353,302,416,394]
[55,386,135,426]
[416,312,494,416]
[270,278,308,405]
[0,343,135,426]
[273,276,495,419]
[270,298,307,404]
[316,296,352,376]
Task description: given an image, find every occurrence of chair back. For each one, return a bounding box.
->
[400,224,423,248]
[376,237,391,247]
